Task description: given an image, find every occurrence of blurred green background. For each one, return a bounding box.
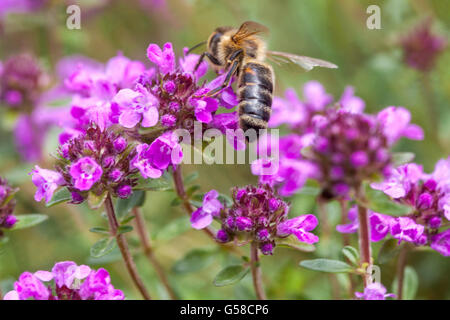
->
[0,0,449,299]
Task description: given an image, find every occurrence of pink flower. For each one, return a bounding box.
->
[355,282,395,300]
[377,106,424,145]
[390,217,424,244]
[147,42,176,74]
[30,166,65,203]
[190,190,223,229]
[69,157,103,191]
[113,84,159,128]
[277,214,319,244]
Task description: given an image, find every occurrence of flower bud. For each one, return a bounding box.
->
[216,229,229,243]
[256,228,270,241]
[113,137,127,153]
[417,192,433,210]
[236,216,253,231]
[116,185,132,199]
[429,216,441,229]
[260,242,274,255]
[4,215,17,228]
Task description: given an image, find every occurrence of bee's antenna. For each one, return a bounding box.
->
[187,41,207,54]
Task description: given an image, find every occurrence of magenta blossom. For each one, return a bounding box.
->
[69,157,103,191]
[30,166,65,203]
[4,261,124,300]
[431,230,450,257]
[336,206,394,242]
[190,190,223,229]
[130,144,163,179]
[113,84,159,128]
[355,282,395,300]
[147,42,176,74]
[277,215,319,244]
[390,217,424,244]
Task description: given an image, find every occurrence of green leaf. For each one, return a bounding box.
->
[89,227,110,235]
[213,265,250,287]
[10,214,48,230]
[184,171,199,185]
[120,215,136,225]
[87,191,108,210]
[364,183,411,216]
[276,235,316,252]
[186,185,200,197]
[392,152,415,166]
[115,190,146,220]
[170,197,182,207]
[155,216,191,241]
[299,259,353,273]
[117,225,133,234]
[392,266,419,300]
[377,239,402,264]
[341,246,359,266]
[172,248,216,274]
[297,186,320,196]
[46,188,72,207]
[90,237,116,258]
[135,177,172,191]
[218,193,233,207]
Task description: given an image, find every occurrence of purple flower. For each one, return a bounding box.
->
[339,86,365,113]
[277,214,319,244]
[430,230,450,257]
[190,190,223,229]
[4,261,124,300]
[7,272,51,300]
[30,166,65,203]
[0,177,18,234]
[113,84,159,128]
[147,132,183,170]
[79,268,125,300]
[147,42,176,74]
[69,157,103,191]
[191,96,219,123]
[390,217,424,244]
[355,282,395,300]
[377,106,424,146]
[208,184,319,255]
[371,163,423,199]
[303,81,333,112]
[336,206,393,242]
[400,18,447,72]
[130,143,163,179]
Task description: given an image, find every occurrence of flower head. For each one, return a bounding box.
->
[400,19,447,72]
[193,184,319,255]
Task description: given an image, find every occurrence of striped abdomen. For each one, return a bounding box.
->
[238,62,274,138]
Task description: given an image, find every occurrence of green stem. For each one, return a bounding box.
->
[104,194,152,300]
[396,244,408,300]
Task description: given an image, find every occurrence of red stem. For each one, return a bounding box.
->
[250,241,267,300]
[104,194,152,300]
[133,207,177,300]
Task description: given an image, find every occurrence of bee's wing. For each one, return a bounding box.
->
[232,21,269,43]
[266,50,338,71]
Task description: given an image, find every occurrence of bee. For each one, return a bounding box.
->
[190,21,337,140]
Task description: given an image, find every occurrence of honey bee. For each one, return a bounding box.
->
[190,21,337,140]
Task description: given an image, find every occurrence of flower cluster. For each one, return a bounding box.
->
[4,261,124,300]
[0,177,18,237]
[113,43,239,145]
[370,159,450,256]
[400,19,447,72]
[190,184,319,255]
[252,80,423,199]
[306,106,422,200]
[31,125,140,204]
[0,53,46,111]
[252,82,367,197]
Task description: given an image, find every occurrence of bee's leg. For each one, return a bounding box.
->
[203,59,240,98]
[194,52,221,72]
